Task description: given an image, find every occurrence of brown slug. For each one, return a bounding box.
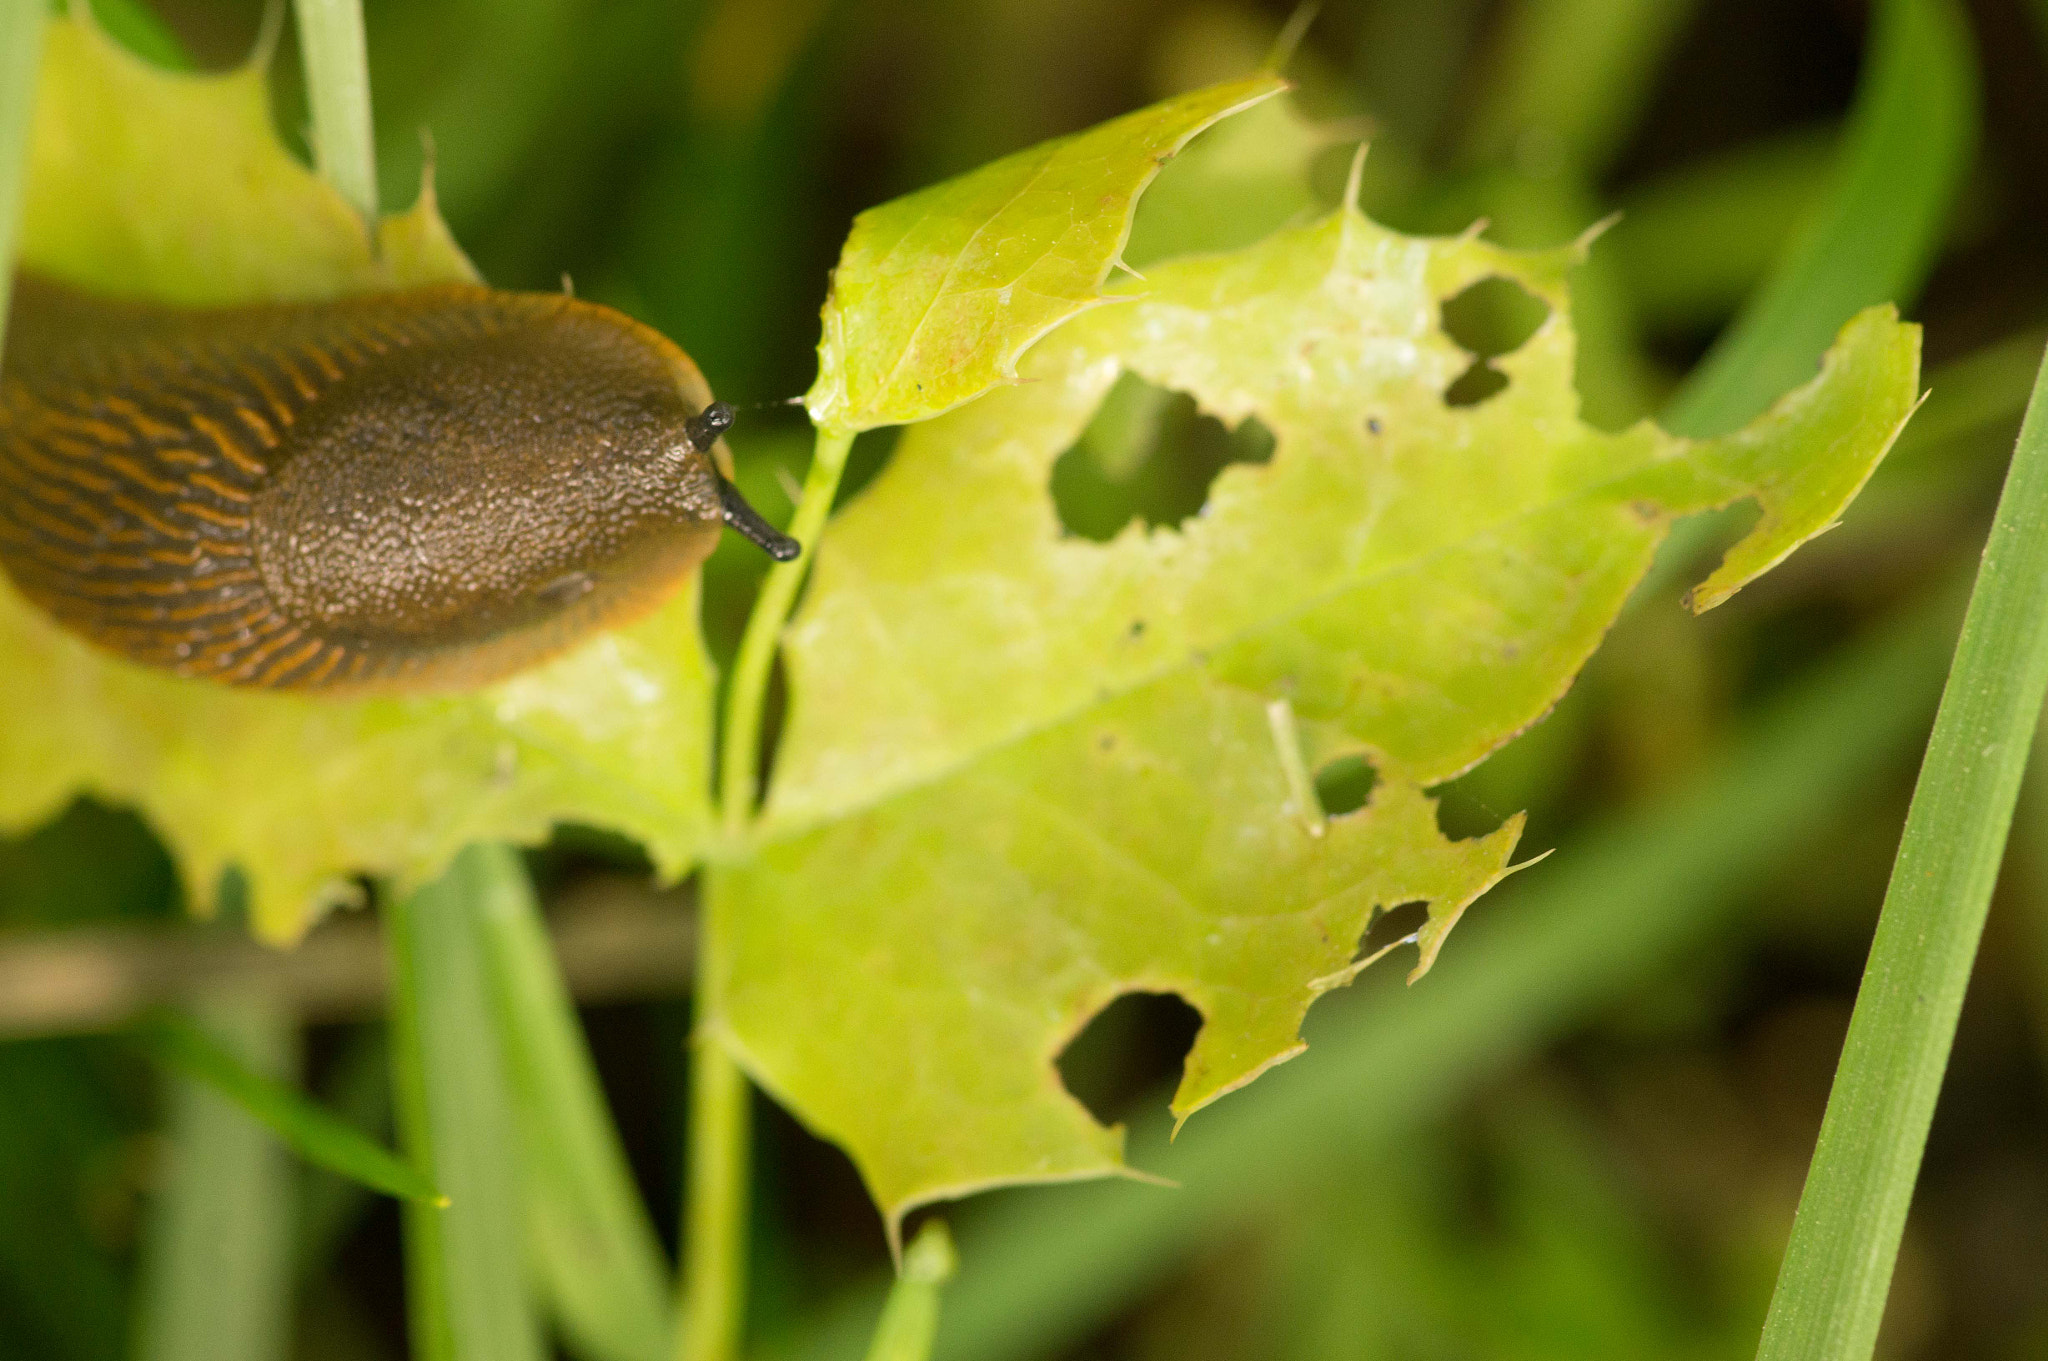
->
[0,273,797,694]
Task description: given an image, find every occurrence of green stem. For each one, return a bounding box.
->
[292,0,379,223]
[680,423,854,1361]
[677,1001,752,1361]
[0,0,46,362]
[717,424,856,838]
[1753,341,2048,1361]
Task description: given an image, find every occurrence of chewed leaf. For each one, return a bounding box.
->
[802,75,1286,433]
[766,209,1918,831]
[716,671,1523,1230]
[25,16,474,301]
[726,201,1919,1227]
[0,16,715,941]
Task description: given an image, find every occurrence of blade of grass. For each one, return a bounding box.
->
[1606,125,1837,332]
[292,0,378,222]
[861,1224,956,1361]
[141,1008,438,1205]
[767,575,1964,1361]
[1663,0,1975,438]
[133,987,298,1361]
[294,1025,393,1275]
[471,844,675,1361]
[1460,0,1700,178]
[386,848,548,1361]
[1752,344,2048,1361]
[0,0,45,362]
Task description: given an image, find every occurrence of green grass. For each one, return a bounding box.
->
[1752,345,2048,1360]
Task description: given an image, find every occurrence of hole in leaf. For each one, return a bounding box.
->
[1444,360,1510,407]
[1356,900,1429,960]
[1056,990,1204,1126]
[1051,371,1275,542]
[1440,275,1551,359]
[1314,754,1379,817]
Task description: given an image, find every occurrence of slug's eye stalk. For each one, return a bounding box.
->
[719,479,801,561]
[686,399,801,561]
[686,400,736,452]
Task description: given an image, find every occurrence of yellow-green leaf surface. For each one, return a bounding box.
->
[722,203,1919,1231]
[802,75,1286,433]
[0,17,715,941]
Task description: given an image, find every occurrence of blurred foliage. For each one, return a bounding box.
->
[4,0,2048,1359]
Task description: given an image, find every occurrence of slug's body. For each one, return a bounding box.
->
[0,275,794,693]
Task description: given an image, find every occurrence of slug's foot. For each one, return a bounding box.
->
[719,480,801,561]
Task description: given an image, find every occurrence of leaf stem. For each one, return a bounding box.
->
[292,0,379,224]
[1753,339,2048,1361]
[680,424,854,1361]
[677,1002,751,1361]
[716,424,856,838]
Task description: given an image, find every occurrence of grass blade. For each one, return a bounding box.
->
[765,576,1963,1361]
[470,844,675,1361]
[1663,0,1975,438]
[133,988,298,1361]
[142,1008,438,1205]
[292,0,378,221]
[862,1224,956,1361]
[386,847,548,1361]
[1752,346,2048,1360]
[0,0,45,361]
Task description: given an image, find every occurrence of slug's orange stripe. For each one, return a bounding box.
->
[257,637,325,684]
[176,501,252,531]
[97,452,187,498]
[31,407,135,447]
[187,473,253,503]
[233,406,280,448]
[104,493,187,541]
[186,415,267,476]
[4,434,119,494]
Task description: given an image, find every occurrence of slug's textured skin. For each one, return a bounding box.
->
[0,275,737,693]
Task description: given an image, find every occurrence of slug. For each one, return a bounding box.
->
[0,273,798,694]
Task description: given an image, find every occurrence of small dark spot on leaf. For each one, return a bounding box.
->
[1128,619,1146,638]
[1630,499,1662,523]
[1098,733,1116,751]
[1366,417,1383,435]
[1314,754,1379,816]
[1056,991,1203,1126]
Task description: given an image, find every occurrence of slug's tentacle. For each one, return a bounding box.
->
[0,274,780,693]
[717,479,801,562]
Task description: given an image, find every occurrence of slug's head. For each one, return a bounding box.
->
[248,293,797,689]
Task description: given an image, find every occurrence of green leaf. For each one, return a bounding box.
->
[134,991,297,1361]
[142,1004,441,1205]
[862,1222,957,1361]
[472,845,674,1361]
[1120,91,1342,271]
[0,15,716,941]
[724,201,1919,1233]
[802,75,1286,433]
[0,0,44,361]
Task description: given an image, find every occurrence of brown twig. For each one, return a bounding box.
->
[0,875,694,1038]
